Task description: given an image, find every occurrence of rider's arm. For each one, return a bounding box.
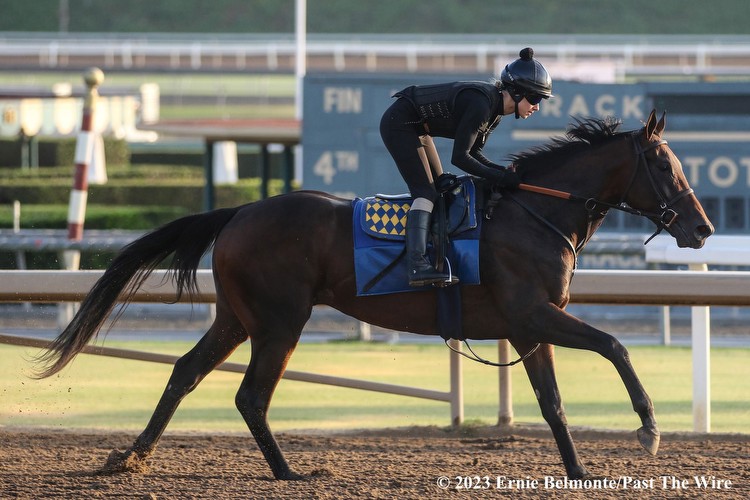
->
[449,91,514,184]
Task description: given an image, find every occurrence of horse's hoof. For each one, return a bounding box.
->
[276,470,306,481]
[636,426,660,456]
[568,466,590,480]
[97,449,150,475]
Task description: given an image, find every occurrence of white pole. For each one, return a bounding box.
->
[689,262,711,432]
[295,0,306,119]
[660,305,671,345]
[294,0,306,184]
[12,200,21,233]
[357,321,371,342]
[497,339,514,425]
[448,339,464,427]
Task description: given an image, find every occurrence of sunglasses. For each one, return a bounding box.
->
[525,94,544,105]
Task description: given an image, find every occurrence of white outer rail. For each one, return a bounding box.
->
[2,269,750,306]
[2,269,749,432]
[1,33,749,76]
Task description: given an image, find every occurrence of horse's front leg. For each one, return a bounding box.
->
[512,341,589,479]
[525,303,660,456]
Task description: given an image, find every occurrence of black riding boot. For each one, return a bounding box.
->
[405,209,458,287]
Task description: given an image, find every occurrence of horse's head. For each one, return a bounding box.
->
[624,109,714,248]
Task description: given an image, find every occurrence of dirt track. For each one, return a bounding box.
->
[1,426,747,499]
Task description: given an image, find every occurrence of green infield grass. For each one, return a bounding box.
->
[1,341,748,434]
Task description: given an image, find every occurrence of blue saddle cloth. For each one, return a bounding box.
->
[353,177,482,296]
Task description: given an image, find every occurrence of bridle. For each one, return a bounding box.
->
[608,133,694,243]
[492,132,695,254]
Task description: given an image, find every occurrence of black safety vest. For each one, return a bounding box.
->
[393,81,503,139]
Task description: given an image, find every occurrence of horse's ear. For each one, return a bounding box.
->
[644,109,658,139]
[654,111,667,137]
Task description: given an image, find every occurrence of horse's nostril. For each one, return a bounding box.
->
[694,225,713,241]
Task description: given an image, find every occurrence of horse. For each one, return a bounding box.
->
[35,109,713,480]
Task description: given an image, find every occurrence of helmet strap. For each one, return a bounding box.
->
[511,92,523,119]
[502,86,524,119]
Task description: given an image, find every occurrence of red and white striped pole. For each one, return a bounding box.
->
[67,68,104,243]
[60,68,103,327]
[63,67,104,274]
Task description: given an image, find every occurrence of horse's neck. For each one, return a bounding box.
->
[535,145,632,200]
[517,139,634,249]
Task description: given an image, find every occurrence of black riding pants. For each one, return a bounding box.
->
[379,98,439,202]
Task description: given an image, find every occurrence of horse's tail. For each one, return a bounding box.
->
[33,206,242,379]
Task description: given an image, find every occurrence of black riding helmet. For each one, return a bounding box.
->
[500,47,553,118]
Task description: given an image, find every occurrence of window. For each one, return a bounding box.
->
[725,197,745,230]
[700,197,720,230]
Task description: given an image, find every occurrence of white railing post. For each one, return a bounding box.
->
[689,263,711,432]
[448,339,464,427]
[660,305,671,346]
[357,321,371,341]
[497,339,513,426]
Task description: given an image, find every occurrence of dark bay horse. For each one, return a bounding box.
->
[35,110,713,480]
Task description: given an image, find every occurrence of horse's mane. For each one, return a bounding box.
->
[510,116,624,175]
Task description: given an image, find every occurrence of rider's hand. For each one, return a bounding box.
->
[435,172,460,193]
[494,169,521,189]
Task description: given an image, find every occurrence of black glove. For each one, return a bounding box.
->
[493,169,521,189]
[435,172,460,194]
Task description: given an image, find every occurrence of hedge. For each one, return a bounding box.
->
[0,161,294,269]
[0,204,190,230]
[0,204,192,269]
[0,137,130,167]
[0,164,290,211]
[1,180,287,211]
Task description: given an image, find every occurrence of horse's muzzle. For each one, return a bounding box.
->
[674,222,713,249]
[693,224,714,246]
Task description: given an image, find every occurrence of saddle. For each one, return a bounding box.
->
[352,176,482,297]
[360,185,477,241]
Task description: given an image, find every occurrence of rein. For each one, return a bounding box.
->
[445,338,540,367]
[514,133,693,245]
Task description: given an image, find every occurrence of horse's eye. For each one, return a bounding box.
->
[659,162,672,172]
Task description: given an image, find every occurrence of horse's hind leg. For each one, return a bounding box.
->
[101,305,248,474]
[235,333,302,480]
[513,341,589,479]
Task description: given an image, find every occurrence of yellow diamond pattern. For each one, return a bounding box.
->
[364,199,410,236]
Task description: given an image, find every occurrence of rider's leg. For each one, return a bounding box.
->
[405,198,453,287]
[380,101,457,287]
